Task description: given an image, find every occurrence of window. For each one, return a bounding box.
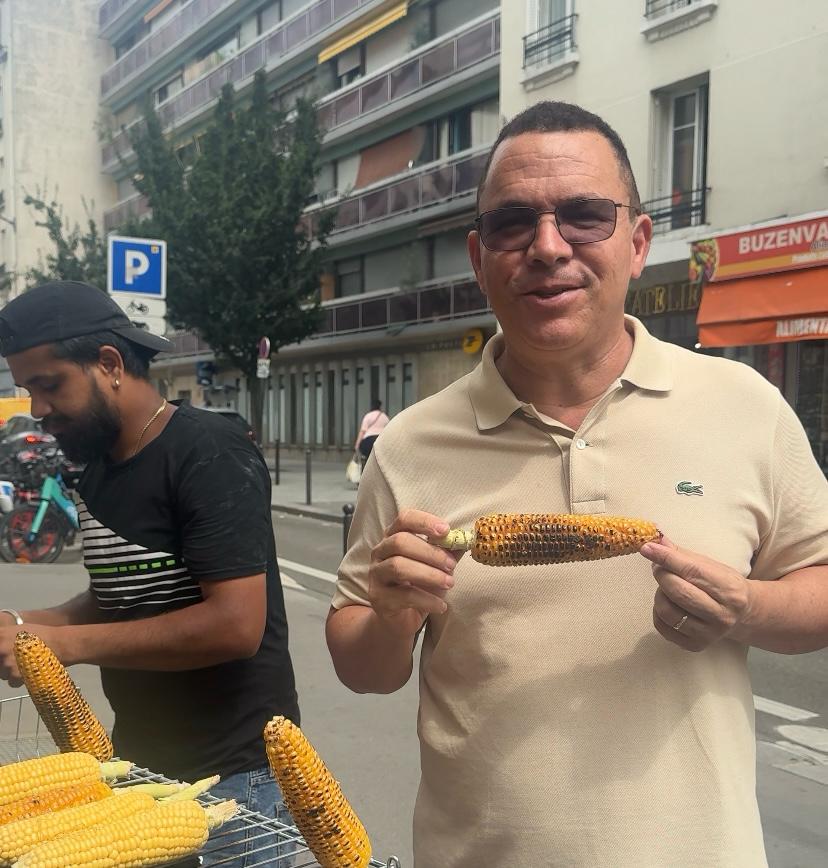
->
[402,362,414,408]
[302,372,310,444]
[314,371,323,445]
[257,0,281,35]
[336,257,364,298]
[335,45,365,89]
[524,0,575,68]
[154,72,184,106]
[340,368,353,446]
[386,364,399,416]
[448,107,472,155]
[649,79,708,232]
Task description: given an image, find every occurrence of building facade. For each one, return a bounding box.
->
[0,0,116,391]
[99,0,501,456]
[500,0,828,472]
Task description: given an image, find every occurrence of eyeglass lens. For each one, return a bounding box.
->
[478,200,620,250]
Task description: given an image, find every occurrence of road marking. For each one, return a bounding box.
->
[753,695,819,722]
[279,558,338,586]
[777,726,828,754]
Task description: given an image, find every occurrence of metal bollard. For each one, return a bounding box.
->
[274,439,280,486]
[305,449,312,505]
[342,503,355,555]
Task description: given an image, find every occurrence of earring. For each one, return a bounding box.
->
[114,378,120,388]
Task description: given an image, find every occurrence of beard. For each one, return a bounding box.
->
[50,380,122,464]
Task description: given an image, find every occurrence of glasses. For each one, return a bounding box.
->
[474,199,641,251]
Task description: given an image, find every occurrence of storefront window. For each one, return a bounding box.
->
[797,341,828,475]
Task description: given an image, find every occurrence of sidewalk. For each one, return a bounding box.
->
[267,456,360,523]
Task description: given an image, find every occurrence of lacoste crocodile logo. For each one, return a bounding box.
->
[676,481,704,496]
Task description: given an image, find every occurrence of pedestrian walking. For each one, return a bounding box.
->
[326,101,828,867]
[354,399,390,463]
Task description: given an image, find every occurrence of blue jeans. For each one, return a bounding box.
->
[200,766,299,867]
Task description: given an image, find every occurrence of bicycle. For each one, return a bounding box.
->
[0,472,79,564]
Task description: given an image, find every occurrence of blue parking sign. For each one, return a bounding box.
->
[108,236,167,298]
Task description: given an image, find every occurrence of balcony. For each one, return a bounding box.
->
[522,14,578,90]
[102,9,499,172]
[642,187,708,234]
[99,0,150,36]
[317,11,499,137]
[641,0,718,42]
[101,0,385,105]
[315,274,489,338]
[103,192,151,232]
[309,147,489,243]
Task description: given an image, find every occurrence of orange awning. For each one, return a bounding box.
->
[696,266,828,347]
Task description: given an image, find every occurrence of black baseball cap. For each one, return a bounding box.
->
[0,280,171,357]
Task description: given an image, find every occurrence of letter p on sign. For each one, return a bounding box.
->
[125,249,150,285]
[107,235,167,299]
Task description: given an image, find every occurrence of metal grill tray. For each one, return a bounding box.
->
[0,694,399,868]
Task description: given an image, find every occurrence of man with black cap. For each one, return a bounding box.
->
[0,281,300,863]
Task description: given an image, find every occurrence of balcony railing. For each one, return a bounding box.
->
[523,14,577,68]
[102,10,499,170]
[102,0,379,101]
[103,192,151,232]
[99,0,146,33]
[309,147,489,238]
[642,187,708,234]
[645,0,697,19]
[317,12,499,133]
[315,275,490,338]
[157,330,214,358]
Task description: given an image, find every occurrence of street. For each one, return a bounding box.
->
[1,513,827,866]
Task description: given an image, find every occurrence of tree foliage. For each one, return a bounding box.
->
[23,193,108,290]
[128,71,331,438]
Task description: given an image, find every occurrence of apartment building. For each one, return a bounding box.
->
[99,0,501,454]
[0,0,116,391]
[501,0,828,471]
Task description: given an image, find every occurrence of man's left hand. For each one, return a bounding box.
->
[639,537,754,651]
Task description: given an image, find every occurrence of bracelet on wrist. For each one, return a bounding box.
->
[0,608,24,626]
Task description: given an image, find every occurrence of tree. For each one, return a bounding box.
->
[23,193,109,290]
[129,70,332,441]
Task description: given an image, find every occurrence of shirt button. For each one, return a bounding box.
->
[575,438,587,450]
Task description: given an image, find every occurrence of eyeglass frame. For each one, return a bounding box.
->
[473,199,643,251]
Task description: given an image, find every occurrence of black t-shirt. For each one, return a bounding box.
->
[77,404,299,782]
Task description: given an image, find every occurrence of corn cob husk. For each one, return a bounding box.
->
[434,512,661,566]
[0,754,130,809]
[264,716,371,868]
[14,632,113,761]
[13,799,237,868]
[0,780,112,828]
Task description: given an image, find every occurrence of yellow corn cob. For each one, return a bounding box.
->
[14,799,237,868]
[0,753,130,808]
[264,716,371,868]
[0,789,156,863]
[0,780,112,828]
[14,632,113,761]
[434,512,661,566]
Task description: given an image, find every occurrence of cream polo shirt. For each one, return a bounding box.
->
[334,316,828,868]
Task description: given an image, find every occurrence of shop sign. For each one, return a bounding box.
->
[689,213,828,283]
[462,328,484,354]
[625,282,701,318]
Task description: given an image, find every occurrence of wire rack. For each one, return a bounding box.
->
[0,694,400,868]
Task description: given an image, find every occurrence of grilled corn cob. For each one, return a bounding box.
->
[14,632,113,761]
[0,753,130,808]
[13,799,237,868]
[433,512,661,566]
[0,780,112,828]
[0,788,156,863]
[264,716,371,868]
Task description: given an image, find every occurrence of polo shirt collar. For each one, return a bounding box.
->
[468,315,673,431]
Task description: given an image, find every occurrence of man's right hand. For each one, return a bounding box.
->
[368,509,461,639]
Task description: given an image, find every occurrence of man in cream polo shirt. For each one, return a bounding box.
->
[326,102,828,867]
